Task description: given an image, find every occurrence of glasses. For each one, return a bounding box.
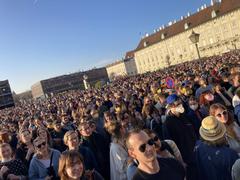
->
[216,110,228,118]
[139,139,155,153]
[153,136,159,142]
[36,142,46,149]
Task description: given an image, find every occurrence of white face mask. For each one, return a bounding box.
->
[190,104,198,111]
[174,104,185,114]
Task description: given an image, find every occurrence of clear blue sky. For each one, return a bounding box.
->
[0,0,210,93]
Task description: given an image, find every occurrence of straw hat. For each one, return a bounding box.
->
[199,116,226,142]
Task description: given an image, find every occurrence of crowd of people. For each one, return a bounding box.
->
[0,50,240,180]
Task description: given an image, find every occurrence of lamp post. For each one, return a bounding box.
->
[189,30,201,59]
[83,74,89,90]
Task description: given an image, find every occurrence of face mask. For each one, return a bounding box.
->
[190,104,198,111]
[175,104,185,114]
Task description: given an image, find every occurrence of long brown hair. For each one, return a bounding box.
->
[58,150,84,180]
[210,103,239,142]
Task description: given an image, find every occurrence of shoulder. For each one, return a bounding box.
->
[158,157,185,175]
[51,148,61,157]
[132,169,144,180]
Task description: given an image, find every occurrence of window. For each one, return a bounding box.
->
[143,41,148,47]
[184,22,190,30]
[161,33,167,40]
[211,10,219,18]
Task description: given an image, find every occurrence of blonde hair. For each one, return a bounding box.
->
[63,130,78,145]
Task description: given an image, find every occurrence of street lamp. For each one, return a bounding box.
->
[83,74,89,90]
[189,30,201,59]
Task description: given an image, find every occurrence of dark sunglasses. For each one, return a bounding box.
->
[36,142,46,149]
[216,110,228,118]
[139,139,155,153]
[153,136,159,142]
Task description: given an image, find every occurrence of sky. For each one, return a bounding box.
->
[0,0,210,93]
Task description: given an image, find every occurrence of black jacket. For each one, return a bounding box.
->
[163,113,197,164]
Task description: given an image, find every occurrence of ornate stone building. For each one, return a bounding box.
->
[134,0,240,73]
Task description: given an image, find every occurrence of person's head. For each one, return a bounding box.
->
[8,122,17,133]
[34,116,43,127]
[46,119,54,129]
[53,120,62,131]
[19,129,32,144]
[58,150,84,180]
[209,103,230,124]
[230,73,240,87]
[144,96,152,106]
[78,122,92,137]
[37,128,48,139]
[199,89,214,105]
[188,96,199,111]
[106,121,125,140]
[0,131,11,144]
[143,129,161,150]
[61,113,70,124]
[64,131,79,150]
[0,143,13,161]
[199,116,227,146]
[33,136,48,156]
[199,78,207,86]
[126,129,156,165]
[166,94,185,115]
[37,127,52,145]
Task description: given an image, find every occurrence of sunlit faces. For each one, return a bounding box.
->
[66,132,79,150]
[38,129,47,139]
[0,144,12,160]
[128,131,157,163]
[204,92,214,101]
[20,130,32,144]
[53,122,62,131]
[171,100,185,114]
[62,115,69,123]
[79,124,92,137]
[34,138,48,153]
[214,108,228,124]
[65,160,84,179]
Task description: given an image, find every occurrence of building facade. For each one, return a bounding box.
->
[0,80,14,109]
[134,0,240,74]
[31,67,108,99]
[106,50,138,81]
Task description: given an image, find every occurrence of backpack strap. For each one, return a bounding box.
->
[160,140,174,156]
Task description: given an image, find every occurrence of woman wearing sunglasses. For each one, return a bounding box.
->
[210,103,240,153]
[28,136,61,180]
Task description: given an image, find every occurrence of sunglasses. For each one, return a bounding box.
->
[139,139,155,153]
[153,136,159,142]
[216,110,228,118]
[36,142,46,149]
